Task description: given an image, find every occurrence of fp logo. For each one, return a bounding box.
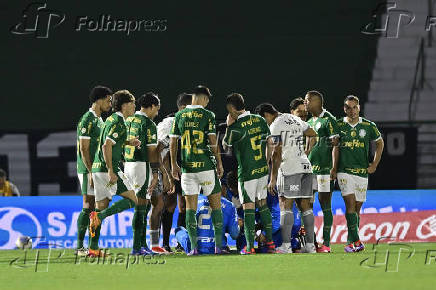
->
[361,2,415,38]
[10,2,65,39]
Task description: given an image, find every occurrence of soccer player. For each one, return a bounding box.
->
[124,92,163,255]
[304,90,340,253]
[289,97,308,121]
[75,85,112,256]
[255,103,318,253]
[223,93,275,255]
[170,85,224,256]
[157,92,192,252]
[175,195,239,254]
[337,95,384,252]
[88,90,141,257]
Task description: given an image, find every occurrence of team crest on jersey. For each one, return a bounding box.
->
[351,130,357,137]
[315,122,321,131]
[81,128,86,134]
[359,129,366,138]
[113,132,118,138]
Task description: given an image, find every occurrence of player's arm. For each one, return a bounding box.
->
[303,125,317,156]
[147,143,160,194]
[160,145,175,193]
[79,138,92,172]
[228,207,240,240]
[102,138,117,184]
[328,118,340,180]
[208,133,223,179]
[267,136,282,195]
[169,137,180,180]
[368,125,384,174]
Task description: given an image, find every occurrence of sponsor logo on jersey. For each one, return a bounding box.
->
[289,184,300,191]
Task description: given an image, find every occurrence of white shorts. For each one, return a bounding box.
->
[93,171,133,202]
[181,169,221,196]
[78,173,94,196]
[238,175,268,204]
[312,174,331,192]
[124,162,152,199]
[337,172,368,202]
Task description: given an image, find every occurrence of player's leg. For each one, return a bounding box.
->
[238,179,256,254]
[162,191,177,252]
[255,175,274,252]
[150,190,165,253]
[338,173,360,252]
[291,203,302,252]
[203,170,223,254]
[296,198,316,253]
[88,197,110,256]
[277,196,294,253]
[181,172,200,255]
[76,173,95,255]
[352,176,368,252]
[317,175,333,250]
[175,188,186,252]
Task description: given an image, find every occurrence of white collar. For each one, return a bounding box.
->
[136,111,149,118]
[237,111,250,119]
[89,108,98,118]
[115,111,125,121]
[186,105,203,109]
[343,117,362,128]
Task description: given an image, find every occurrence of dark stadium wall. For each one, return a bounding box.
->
[1,1,381,130]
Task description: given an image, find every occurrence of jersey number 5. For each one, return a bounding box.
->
[250,135,262,161]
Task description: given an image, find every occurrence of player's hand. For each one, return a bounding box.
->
[171,164,181,181]
[128,137,141,148]
[268,179,277,195]
[167,177,175,194]
[226,114,236,126]
[147,173,159,195]
[216,163,224,179]
[108,170,118,186]
[330,168,337,180]
[367,163,377,174]
[88,173,94,189]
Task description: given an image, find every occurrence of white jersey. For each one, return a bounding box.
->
[269,113,312,175]
[157,116,175,158]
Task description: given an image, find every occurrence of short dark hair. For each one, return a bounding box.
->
[307,90,324,106]
[138,92,160,109]
[176,93,192,108]
[255,103,278,117]
[112,90,134,112]
[89,85,112,103]
[290,97,305,111]
[226,93,245,111]
[193,85,212,97]
[344,95,360,105]
[0,169,6,178]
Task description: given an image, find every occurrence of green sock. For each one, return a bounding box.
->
[211,209,223,248]
[89,209,101,250]
[258,204,272,242]
[141,204,151,248]
[186,209,198,249]
[76,208,91,249]
[132,205,147,251]
[98,198,135,220]
[346,213,359,243]
[322,207,333,247]
[357,214,360,229]
[244,209,256,250]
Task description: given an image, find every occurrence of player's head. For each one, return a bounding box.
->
[304,90,324,113]
[226,171,238,197]
[192,85,212,108]
[255,103,279,125]
[138,91,160,119]
[226,93,245,119]
[344,95,360,120]
[112,90,135,117]
[176,93,192,111]
[290,97,307,121]
[0,169,6,186]
[89,85,112,112]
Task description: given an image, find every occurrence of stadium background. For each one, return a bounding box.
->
[1,1,435,249]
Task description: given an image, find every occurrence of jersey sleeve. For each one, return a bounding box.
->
[146,121,158,146]
[106,123,125,144]
[223,125,240,147]
[205,111,216,135]
[157,117,174,142]
[369,122,382,141]
[78,115,93,139]
[269,119,282,144]
[169,114,180,137]
[327,117,340,139]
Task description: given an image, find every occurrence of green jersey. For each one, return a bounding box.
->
[170,105,216,173]
[337,117,381,178]
[124,111,158,162]
[76,108,104,174]
[223,112,270,182]
[307,109,339,175]
[92,112,127,173]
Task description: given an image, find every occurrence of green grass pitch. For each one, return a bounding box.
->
[1,243,435,290]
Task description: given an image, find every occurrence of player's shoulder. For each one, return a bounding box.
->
[80,110,96,123]
[360,117,376,127]
[220,197,233,208]
[323,110,337,120]
[201,107,215,119]
[336,117,347,126]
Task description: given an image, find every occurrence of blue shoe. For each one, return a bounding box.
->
[140,246,154,255]
[131,249,143,256]
[344,243,355,253]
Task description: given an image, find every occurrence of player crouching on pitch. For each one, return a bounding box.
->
[88,90,142,257]
[336,95,384,252]
[256,103,318,253]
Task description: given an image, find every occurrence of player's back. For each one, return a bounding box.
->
[196,196,215,253]
[225,112,270,181]
[125,112,156,162]
[171,105,216,173]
